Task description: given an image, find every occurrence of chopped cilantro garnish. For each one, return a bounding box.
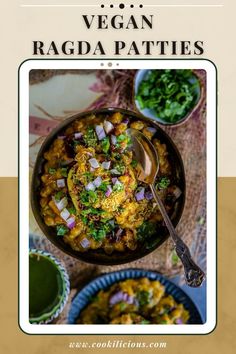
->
[119,302,127,311]
[156,177,170,190]
[60,167,68,177]
[131,159,138,168]
[83,172,93,178]
[140,319,151,324]
[80,190,98,206]
[81,208,104,216]
[136,69,199,123]
[137,290,150,306]
[83,171,93,183]
[89,226,106,242]
[117,134,126,143]
[73,178,81,185]
[54,191,64,202]
[126,135,132,146]
[97,229,106,240]
[48,167,56,175]
[68,206,76,215]
[81,216,88,225]
[113,182,124,192]
[98,181,109,193]
[112,152,121,160]
[101,137,110,154]
[84,127,97,147]
[56,225,69,236]
[87,221,112,242]
[113,162,126,174]
[137,221,156,242]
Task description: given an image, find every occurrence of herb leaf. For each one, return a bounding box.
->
[56,225,69,236]
[137,221,156,242]
[156,177,170,190]
[137,290,150,306]
[84,127,97,147]
[54,191,64,202]
[80,190,98,206]
[101,137,110,153]
[49,168,56,175]
[60,167,68,177]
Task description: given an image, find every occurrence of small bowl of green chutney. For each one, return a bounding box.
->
[134,69,202,126]
[29,249,70,324]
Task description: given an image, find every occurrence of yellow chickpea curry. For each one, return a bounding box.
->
[40,111,182,254]
[78,278,189,324]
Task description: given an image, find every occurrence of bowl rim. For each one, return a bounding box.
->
[29,248,70,323]
[31,107,186,265]
[133,69,203,127]
[67,268,203,324]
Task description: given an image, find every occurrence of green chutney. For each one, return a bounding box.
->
[29,253,64,321]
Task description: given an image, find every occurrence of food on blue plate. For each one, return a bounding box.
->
[77,277,189,324]
[39,111,182,254]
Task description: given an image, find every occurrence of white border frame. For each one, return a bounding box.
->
[19,59,216,335]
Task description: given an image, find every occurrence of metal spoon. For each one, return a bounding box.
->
[128,128,205,287]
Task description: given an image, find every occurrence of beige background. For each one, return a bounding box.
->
[0,0,235,176]
[0,177,235,353]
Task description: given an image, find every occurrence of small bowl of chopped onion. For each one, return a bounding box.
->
[134,69,202,126]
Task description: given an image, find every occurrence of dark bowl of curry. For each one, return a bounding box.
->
[31,108,185,265]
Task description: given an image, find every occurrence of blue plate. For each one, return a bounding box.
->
[68,269,203,324]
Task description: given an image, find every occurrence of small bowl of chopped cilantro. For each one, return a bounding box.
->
[134,69,202,125]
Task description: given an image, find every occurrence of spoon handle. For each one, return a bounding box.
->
[150,184,205,287]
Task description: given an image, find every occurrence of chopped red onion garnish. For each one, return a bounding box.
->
[104,120,114,134]
[60,208,70,221]
[80,238,90,249]
[90,167,95,172]
[95,125,106,140]
[114,180,122,186]
[173,186,182,199]
[116,228,123,237]
[56,179,65,188]
[112,177,118,184]
[52,196,68,211]
[101,161,111,170]
[93,176,102,188]
[105,185,112,197]
[66,216,76,229]
[109,291,125,306]
[135,187,145,201]
[111,135,117,145]
[145,191,154,200]
[123,118,129,124]
[109,291,134,306]
[74,132,82,139]
[147,127,157,134]
[85,182,96,191]
[175,318,183,324]
[110,168,120,175]
[57,135,66,140]
[88,158,100,169]
[86,151,93,157]
[122,292,134,304]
